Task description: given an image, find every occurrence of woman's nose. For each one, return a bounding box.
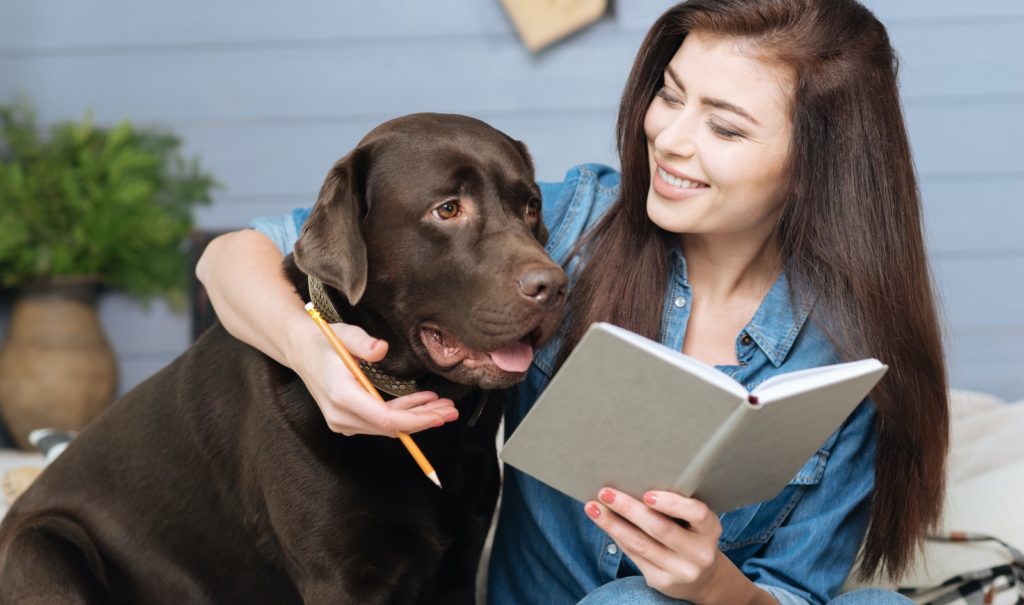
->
[656,112,698,159]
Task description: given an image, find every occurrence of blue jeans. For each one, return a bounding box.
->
[577,577,913,605]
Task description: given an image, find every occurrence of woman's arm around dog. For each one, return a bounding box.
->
[196,228,458,437]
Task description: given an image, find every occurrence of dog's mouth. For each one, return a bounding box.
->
[418,325,536,375]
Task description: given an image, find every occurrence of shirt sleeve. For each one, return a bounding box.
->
[248,207,312,256]
[538,168,583,251]
[539,164,621,266]
[740,400,878,605]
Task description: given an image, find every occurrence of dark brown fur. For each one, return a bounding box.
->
[0,113,566,604]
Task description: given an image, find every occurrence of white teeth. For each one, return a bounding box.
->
[658,167,706,189]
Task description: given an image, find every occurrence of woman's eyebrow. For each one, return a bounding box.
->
[665,65,761,127]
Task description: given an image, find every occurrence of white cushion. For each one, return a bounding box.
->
[844,389,1024,597]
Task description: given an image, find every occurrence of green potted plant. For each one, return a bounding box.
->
[0,99,216,449]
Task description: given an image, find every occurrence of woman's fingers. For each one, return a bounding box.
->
[642,490,720,538]
[586,503,684,593]
[293,322,459,436]
[589,489,691,553]
[585,489,726,600]
[318,384,454,436]
[387,391,448,411]
[585,499,675,565]
[298,343,456,436]
[591,487,720,552]
[388,394,460,424]
[331,322,388,362]
[588,497,725,600]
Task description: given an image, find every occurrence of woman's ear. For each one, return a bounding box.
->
[293,148,369,306]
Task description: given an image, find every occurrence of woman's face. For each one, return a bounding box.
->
[644,32,794,239]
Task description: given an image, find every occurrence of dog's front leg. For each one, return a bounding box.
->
[426,457,501,604]
[256,448,443,604]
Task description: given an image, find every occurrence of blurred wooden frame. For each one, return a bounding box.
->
[501,0,609,52]
[2,466,42,507]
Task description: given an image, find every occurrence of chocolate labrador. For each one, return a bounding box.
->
[0,113,567,604]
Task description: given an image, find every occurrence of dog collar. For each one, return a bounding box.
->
[307,276,419,398]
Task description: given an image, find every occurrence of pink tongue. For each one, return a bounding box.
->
[488,341,534,373]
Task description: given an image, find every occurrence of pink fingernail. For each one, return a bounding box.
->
[599,489,616,504]
[644,492,658,506]
[445,411,459,422]
[431,418,445,428]
[585,503,602,519]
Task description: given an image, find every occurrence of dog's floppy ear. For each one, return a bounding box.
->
[293,149,369,306]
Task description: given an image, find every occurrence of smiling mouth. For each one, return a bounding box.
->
[419,325,535,374]
[657,167,709,190]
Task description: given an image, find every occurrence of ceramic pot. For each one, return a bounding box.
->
[0,279,117,450]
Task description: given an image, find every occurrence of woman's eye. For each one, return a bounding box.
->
[526,197,540,219]
[432,200,461,220]
[656,87,683,106]
[708,121,743,140]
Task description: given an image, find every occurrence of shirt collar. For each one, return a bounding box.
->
[671,245,814,368]
[745,270,816,368]
[669,246,691,288]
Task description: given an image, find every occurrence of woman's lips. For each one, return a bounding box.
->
[652,165,710,201]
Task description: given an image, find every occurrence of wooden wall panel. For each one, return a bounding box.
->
[2,22,1021,125]
[0,1,1020,400]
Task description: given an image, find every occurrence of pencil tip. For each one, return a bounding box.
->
[428,471,442,488]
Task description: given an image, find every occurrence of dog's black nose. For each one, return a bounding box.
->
[517,267,567,309]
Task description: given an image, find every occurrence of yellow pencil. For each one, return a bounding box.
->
[304,302,441,488]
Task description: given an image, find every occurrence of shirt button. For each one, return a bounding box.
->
[674,296,687,308]
[741,333,753,346]
[607,543,619,555]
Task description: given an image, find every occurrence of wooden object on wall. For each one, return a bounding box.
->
[500,0,609,52]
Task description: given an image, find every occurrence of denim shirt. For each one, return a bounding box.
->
[250,164,877,605]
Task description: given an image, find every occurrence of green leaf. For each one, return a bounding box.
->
[0,97,219,304]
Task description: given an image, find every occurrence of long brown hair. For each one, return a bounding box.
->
[560,0,948,581]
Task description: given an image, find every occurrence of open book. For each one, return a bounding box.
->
[500,322,887,513]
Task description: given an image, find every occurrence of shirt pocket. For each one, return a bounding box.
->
[717,448,830,550]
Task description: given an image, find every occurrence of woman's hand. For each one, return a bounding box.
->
[197,229,458,437]
[584,488,726,602]
[284,314,458,437]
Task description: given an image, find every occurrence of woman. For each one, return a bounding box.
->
[196,1,948,603]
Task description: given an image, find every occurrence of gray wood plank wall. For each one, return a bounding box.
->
[1,1,1022,404]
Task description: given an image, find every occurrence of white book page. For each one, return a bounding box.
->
[751,358,885,403]
[596,323,747,399]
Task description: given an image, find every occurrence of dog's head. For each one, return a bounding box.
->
[294,113,567,390]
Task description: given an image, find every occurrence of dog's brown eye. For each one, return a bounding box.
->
[526,198,540,220]
[432,200,461,221]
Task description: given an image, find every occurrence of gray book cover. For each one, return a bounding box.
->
[500,322,887,513]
